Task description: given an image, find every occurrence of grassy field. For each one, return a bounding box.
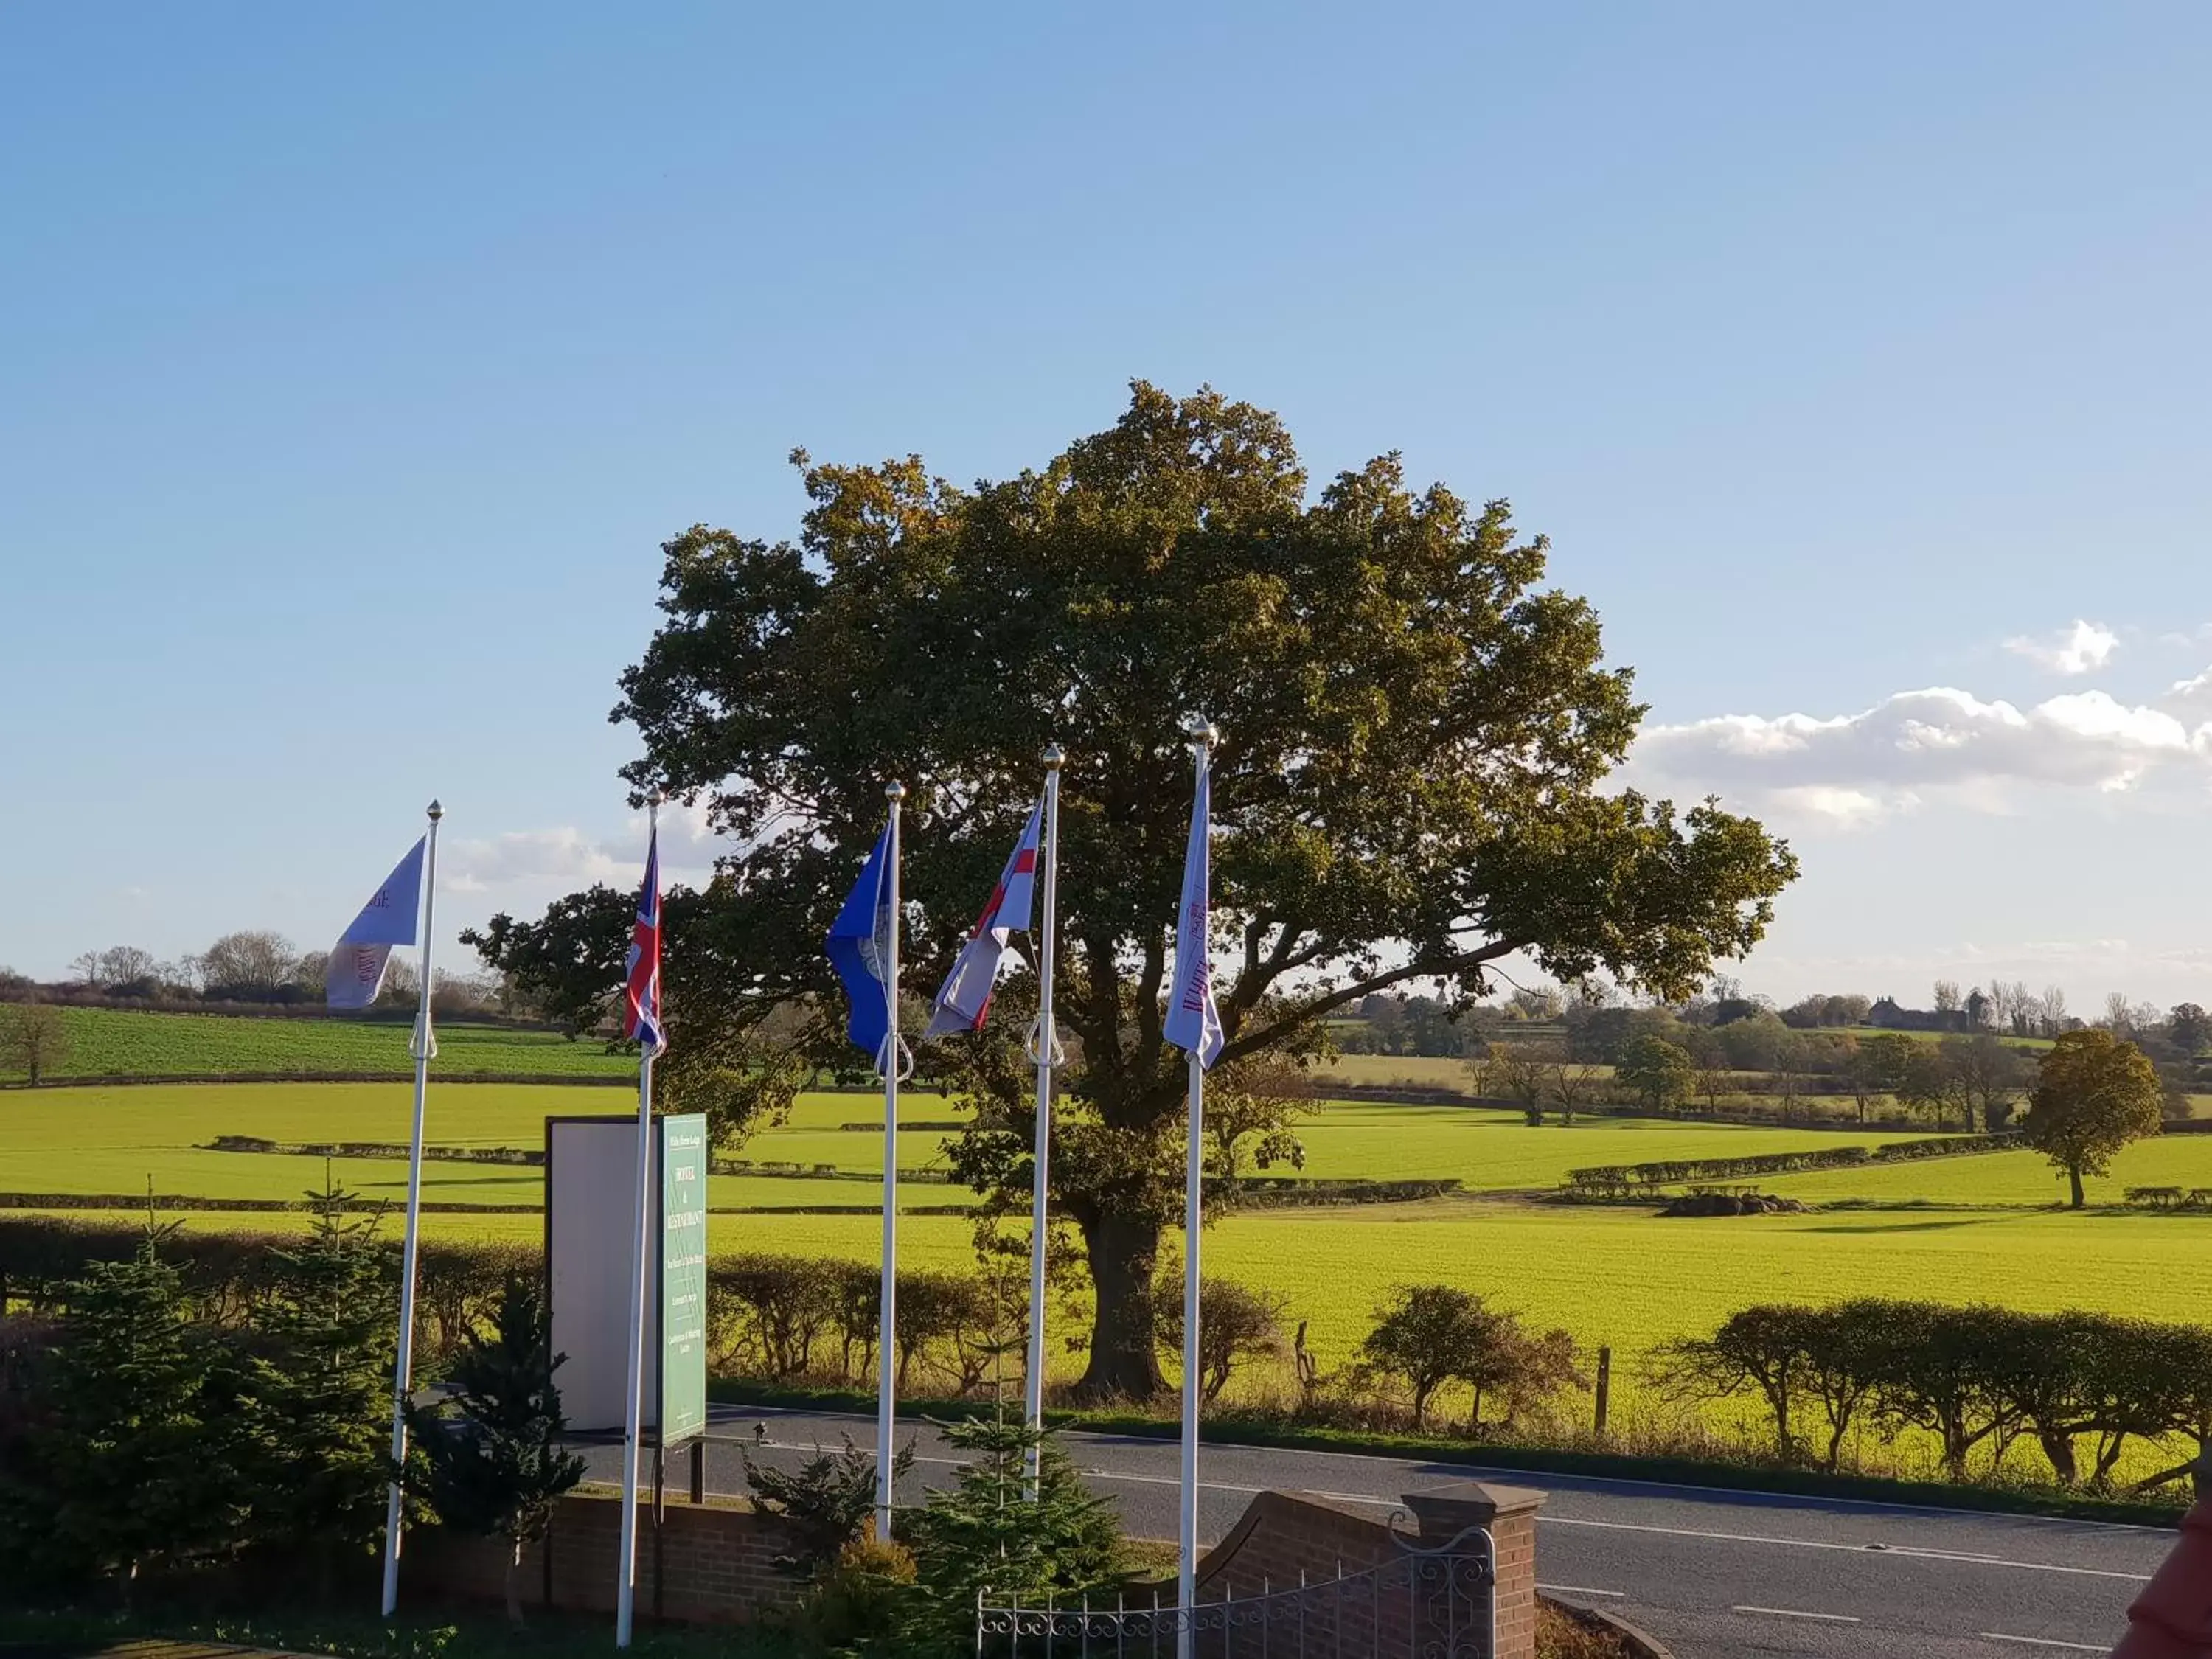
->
[0,1082,967,1206]
[1322,1053,1475,1091]
[1759,1133,2212,1206]
[15,1006,635,1081]
[1284,1102,1949,1189]
[0,1083,1956,1204]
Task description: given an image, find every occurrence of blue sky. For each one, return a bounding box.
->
[4,3,2209,1005]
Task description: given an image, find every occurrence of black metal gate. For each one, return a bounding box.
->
[975,1520,1497,1658]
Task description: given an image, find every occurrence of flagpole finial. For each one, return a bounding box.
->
[425,799,443,821]
[647,784,665,809]
[1042,743,1065,771]
[886,779,907,803]
[1180,713,1217,748]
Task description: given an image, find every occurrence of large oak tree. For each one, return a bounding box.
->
[470,383,1798,1400]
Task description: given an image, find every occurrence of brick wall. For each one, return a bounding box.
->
[1187,1481,1546,1659]
[403,1488,800,1624]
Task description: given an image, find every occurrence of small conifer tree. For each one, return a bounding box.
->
[897,1417,1123,1652]
[243,1179,400,1589]
[405,1276,584,1623]
[4,1225,252,1595]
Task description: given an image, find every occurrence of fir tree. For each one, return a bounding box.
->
[4,1225,252,1594]
[243,1179,400,1590]
[897,1416,1123,1652]
[404,1276,583,1624]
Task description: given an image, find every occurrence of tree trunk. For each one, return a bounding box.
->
[1075,1212,1166,1402]
[2069,1165,2085,1209]
[2038,1430,2079,1485]
[504,1539,525,1626]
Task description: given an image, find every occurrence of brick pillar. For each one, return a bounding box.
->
[1402,1480,1547,1659]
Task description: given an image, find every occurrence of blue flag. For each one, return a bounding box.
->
[826,824,897,1062]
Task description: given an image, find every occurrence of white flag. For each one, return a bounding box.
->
[328,837,425,1010]
[1164,764,1224,1068]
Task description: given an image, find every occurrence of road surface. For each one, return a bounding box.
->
[580,1403,2171,1657]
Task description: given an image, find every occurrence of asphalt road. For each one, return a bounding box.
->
[580,1403,2172,1658]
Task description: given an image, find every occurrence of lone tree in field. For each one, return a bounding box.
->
[2025,1029,2163,1208]
[1616,1035,1694,1116]
[0,999,69,1085]
[468,383,1797,1401]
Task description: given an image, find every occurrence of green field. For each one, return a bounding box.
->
[1321,1053,1475,1091]
[1760,1133,2212,1206]
[12,1006,637,1081]
[0,1083,1947,1206]
[0,1082,966,1208]
[1287,1102,1947,1189]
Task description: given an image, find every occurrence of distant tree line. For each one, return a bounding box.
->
[0,933,515,1015]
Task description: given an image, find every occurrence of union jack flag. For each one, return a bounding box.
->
[624,828,667,1057]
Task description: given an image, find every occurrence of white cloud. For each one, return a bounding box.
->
[2003,619,2119,675]
[442,828,630,894]
[1635,685,2212,813]
[1761,786,1902,829]
[2167,665,2212,708]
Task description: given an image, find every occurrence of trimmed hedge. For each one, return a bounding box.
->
[1564,1133,2022,1194]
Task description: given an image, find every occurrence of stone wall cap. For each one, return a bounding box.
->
[1403,1479,1549,1520]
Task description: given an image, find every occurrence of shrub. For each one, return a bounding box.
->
[740,1433,915,1579]
[1359,1285,1583,1432]
[1156,1278,1290,1403]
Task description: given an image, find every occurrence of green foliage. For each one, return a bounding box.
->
[1155,1277,1290,1402]
[1357,1284,1582,1431]
[0,1000,69,1085]
[739,1433,914,1579]
[1615,1036,1694,1115]
[480,382,1797,1399]
[404,1276,585,1598]
[2028,1030,2166,1207]
[0,1226,254,1590]
[404,1278,582,1624]
[795,1534,917,1652]
[897,1417,1123,1654]
[240,1180,403,1576]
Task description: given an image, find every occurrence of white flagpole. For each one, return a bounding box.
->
[1023,745,1065,1499]
[380,799,442,1618]
[615,787,663,1649]
[1176,722,1214,1659]
[874,779,906,1541]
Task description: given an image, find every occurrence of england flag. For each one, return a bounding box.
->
[925,799,1043,1039]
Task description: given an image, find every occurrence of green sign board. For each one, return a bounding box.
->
[658,1113,709,1444]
